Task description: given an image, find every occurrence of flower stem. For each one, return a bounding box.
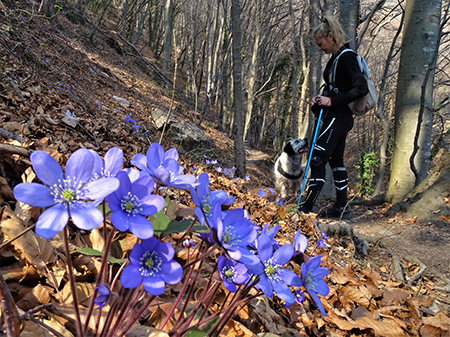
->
[83,224,117,334]
[104,286,142,337]
[117,294,156,337]
[63,226,84,336]
[175,216,198,245]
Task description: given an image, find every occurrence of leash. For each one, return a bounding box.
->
[297,108,323,210]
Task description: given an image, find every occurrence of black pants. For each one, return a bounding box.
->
[302,116,353,211]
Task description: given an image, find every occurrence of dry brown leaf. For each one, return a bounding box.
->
[422,312,450,331]
[355,316,406,337]
[21,317,73,337]
[339,285,376,309]
[89,228,105,252]
[1,206,57,274]
[250,296,284,334]
[52,302,109,332]
[220,320,258,337]
[60,281,95,306]
[125,326,169,337]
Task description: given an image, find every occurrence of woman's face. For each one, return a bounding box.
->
[314,33,335,54]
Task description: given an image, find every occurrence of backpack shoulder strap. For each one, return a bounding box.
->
[329,49,356,85]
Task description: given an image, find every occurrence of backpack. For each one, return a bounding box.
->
[329,49,378,116]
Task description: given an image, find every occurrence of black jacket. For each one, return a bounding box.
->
[323,44,369,120]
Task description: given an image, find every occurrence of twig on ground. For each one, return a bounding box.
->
[403,255,427,286]
[67,90,94,117]
[383,248,405,283]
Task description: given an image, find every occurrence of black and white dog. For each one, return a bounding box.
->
[274,138,309,198]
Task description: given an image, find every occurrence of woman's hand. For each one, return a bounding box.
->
[313,95,332,107]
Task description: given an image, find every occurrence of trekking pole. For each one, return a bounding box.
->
[297,108,323,210]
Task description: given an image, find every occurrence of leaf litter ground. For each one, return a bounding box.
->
[0,2,450,335]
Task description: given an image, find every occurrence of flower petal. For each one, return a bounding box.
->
[82,178,119,200]
[155,241,175,262]
[121,265,143,289]
[104,147,123,175]
[142,275,165,295]
[259,274,273,298]
[277,269,302,287]
[139,238,159,253]
[272,244,294,265]
[128,215,154,239]
[65,149,94,185]
[146,143,164,170]
[35,204,69,239]
[30,151,63,186]
[196,173,210,199]
[70,202,103,230]
[160,260,183,284]
[110,210,130,231]
[257,234,273,263]
[163,148,178,161]
[129,243,145,265]
[272,279,295,304]
[313,279,330,296]
[140,195,164,216]
[130,154,150,173]
[13,183,55,207]
[306,285,327,316]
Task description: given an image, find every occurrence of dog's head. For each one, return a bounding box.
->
[283,138,308,155]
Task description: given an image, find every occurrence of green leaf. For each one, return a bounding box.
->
[184,327,207,337]
[150,208,208,236]
[97,203,111,214]
[71,248,127,265]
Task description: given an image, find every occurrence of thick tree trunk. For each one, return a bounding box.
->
[387,0,441,203]
[337,0,359,50]
[387,152,450,224]
[243,0,261,142]
[231,0,246,176]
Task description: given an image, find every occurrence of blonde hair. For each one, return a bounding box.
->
[312,16,346,49]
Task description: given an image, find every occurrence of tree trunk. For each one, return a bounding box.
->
[337,0,359,50]
[387,152,450,224]
[162,0,172,74]
[243,0,261,142]
[288,0,299,139]
[231,0,246,177]
[387,0,441,203]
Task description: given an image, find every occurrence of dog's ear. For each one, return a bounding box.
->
[283,142,296,155]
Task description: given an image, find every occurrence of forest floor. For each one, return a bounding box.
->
[1,2,450,335]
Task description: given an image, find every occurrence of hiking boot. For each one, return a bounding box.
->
[318,206,351,219]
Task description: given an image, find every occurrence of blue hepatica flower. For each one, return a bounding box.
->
[106,171,164,239]
[211,203,258,264]
[300,255,330,316]
[217,256,249,292]
[13,150,119,239]
[189,172,235,226]
[322,231,329,240]
[245,175,250,181]
[294,229,308,254]
[246,234,302,304]
[269,187,275,194]
[121,238,183,295]
[94,285,111,309]
[278,198,284,206]
[317,238,325,248]
[295,290,305,303]
[131,142,197,190]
